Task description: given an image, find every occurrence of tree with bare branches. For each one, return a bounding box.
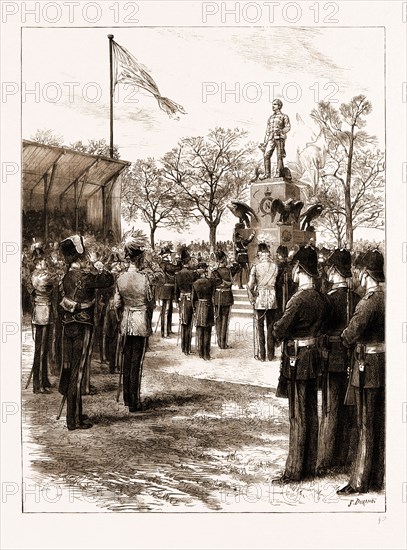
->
[30,129,64,147]
[121,159,193,249]
[161,127,256,250]
[309,96,383,249]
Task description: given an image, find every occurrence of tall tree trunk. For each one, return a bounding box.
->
[345,129,355,249]
[150,224,156,250]
[208,223,217,252]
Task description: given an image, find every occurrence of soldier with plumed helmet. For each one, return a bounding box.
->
[114,230,154,412]
[337,249,385,495]
[272,245,327,483]
[29,248,60,393]
[58,235,114,430]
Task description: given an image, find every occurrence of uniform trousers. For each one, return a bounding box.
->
[215,305,231,349]
[61,323,92,430]
[284,378,318,480]
[349,387,385,491]
[196,327,212,360]
[317,372,356,471]
[255,309,277,361]
[161,299,173,337]
[123,335,146,411]
[32,324,52,391]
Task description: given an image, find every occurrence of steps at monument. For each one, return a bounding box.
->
[231,287,253,318]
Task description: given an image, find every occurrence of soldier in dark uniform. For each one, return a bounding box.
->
[317,249,359,474]
[247,242,279,361]
[192,268,217,360]
[275,245,297,322]
[337,250,385,495]
[58,235,114,430]
[174,247,198,355]
[272,246,326,482]
[212,250,241,349]
[114,231,153,412]
[158,246,182,338]
[30,254,60,393]
[233,224,255,289]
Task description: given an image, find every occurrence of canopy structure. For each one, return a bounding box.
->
[22,140,130,241]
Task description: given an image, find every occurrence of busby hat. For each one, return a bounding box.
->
[215,249,227,263]
[359,249,385,282]
[325,248,352,278]
[60,235,85,259]
[291,245,318,278]
[180,246,191,264]
[122,229,148,259]
[257,242,270,254]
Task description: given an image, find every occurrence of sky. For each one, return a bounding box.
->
[22,26,385,242]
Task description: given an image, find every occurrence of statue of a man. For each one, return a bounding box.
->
[260,99,291,180]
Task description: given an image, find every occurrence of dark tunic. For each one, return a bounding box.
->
[59,265,113,429]
[317,285,360,471]
[273,287,326,380]
[341,287,385,492]
[272,285,326,481]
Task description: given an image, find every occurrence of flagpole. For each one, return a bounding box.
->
[108,34,114,159]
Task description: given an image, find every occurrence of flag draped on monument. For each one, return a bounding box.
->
[111,39,186,118]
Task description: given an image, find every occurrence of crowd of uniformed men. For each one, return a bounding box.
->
[24,230,385,497]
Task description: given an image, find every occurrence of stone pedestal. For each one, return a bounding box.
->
[247,176,315,263]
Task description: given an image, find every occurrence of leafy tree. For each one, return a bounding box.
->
[121,159,194,249]
[310,96,383,249]
[161,127,256,250]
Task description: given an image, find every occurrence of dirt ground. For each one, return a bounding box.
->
[21,310,385,513]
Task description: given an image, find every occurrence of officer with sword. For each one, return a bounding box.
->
[337,249,385,495]
[57,235,114,430]
[272,245,326,483]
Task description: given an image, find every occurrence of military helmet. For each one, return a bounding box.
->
[325,248,352,278]
[122,229,148,260]
[180,246,191,265]
[291,245,318,278]
[359,249,385,282]
[215,249,227,263]
[60,235,85,259]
